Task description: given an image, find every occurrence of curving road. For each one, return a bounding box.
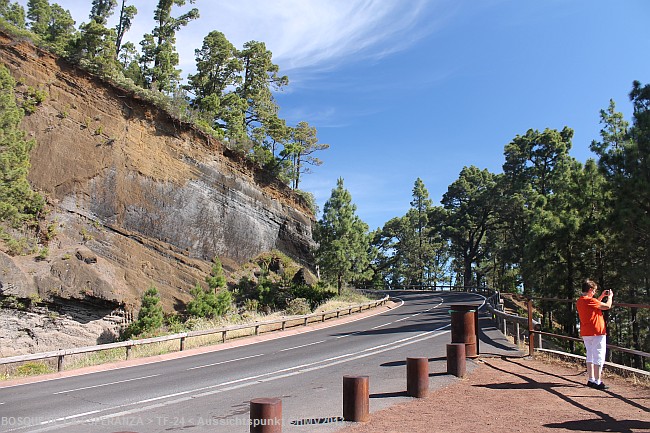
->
[0,291,521,433]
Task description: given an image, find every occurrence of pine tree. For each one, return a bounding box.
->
[441,166,498,288]
[205,255,226,292]
[315,178,370,294]
[187,282,231,318]
[282,121,329,190]
[0,64,43,227]
[140,0,199,92]
[134,286,164,334]
[26,0,50,37]
[402,178,434,287]
[71,0,118,73]
[114,0,137,57]
[0,0,26,28]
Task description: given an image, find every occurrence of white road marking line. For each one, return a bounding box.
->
[23,325,451,432]
[369,323,389,329]
[52,374,161,395]
[185,353,265,371]
[13,297,464,432]
[0,299,403,391]
[345,298,443,332]
[279,340,326,352]
[35,408,106,427]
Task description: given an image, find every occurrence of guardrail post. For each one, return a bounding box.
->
[57,354,65,372]
[343,375,370,422]
[527,299,535,356]
[250,397,282,433]
[515,323,520,345]
[406,357,429,398]
[222,331,227,343]
[303,317,308,326]
[126,344,132,360]
[180,336,186,351]
[281,321,286,331]
[255,325,260,336]
[446,343,466,377]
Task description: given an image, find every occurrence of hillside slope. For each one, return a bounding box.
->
[0,30,316,355]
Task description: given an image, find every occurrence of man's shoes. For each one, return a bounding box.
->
[595,382,609,390]
[586,381,597,388]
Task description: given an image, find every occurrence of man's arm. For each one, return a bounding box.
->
[598,289,614,310]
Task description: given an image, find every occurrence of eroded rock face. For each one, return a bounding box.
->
[0,31,316,353]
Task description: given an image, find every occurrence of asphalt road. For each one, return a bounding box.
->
[0,291,521,433]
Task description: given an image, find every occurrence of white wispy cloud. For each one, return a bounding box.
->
[210,0,442,71]
[22,0,451,77]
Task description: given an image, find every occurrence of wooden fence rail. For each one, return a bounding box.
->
[484,292,649,374]
[0,296,389,372]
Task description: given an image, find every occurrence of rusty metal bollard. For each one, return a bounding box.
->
[406,357,429,398]
[250,397,282,433]
[343,375,370,422]
[449,304,479,358]
[446,343,466,378]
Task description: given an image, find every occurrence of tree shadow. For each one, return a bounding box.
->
[544,418,650,432]
[173,296,186,313]
[96,328,118,344]
[380,357,446,367]
[370,391,408,399]
[499,358,650,414]
[480,357,649,432]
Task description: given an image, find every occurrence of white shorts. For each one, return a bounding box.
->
[583,335,607,366]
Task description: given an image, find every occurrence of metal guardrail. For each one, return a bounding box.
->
[484,293,542,347]
[526,297,650,370]
[0,296,389,372]
[485,293,649,374]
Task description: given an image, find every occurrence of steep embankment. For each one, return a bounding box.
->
[0,30,315,355]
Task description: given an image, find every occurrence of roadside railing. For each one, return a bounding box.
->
[383,284,494,294]
[0,296,389,373]
[486,293,649,374]
[484,292,542,347]
[526,297,650,371]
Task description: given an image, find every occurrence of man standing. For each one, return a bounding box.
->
[576,279,613,390]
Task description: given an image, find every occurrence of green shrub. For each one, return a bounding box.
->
[256,279,276,308]
[243,298,259,312]
[124,286,164,338]
[21,86,47,114]
[186,283,232,318]
[290,284,335,309]
[0,295,26,309]
[285,298,311,315]
[36,246,48,260]
[165,313,186,333]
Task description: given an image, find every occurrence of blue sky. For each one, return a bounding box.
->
[18,1,650,230]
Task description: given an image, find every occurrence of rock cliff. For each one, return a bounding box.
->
[0,30,316,354]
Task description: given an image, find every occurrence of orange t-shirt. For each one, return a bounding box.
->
[576,296,606,336]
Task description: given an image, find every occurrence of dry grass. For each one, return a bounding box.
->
[0,293,379,380]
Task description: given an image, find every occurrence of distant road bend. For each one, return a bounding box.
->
[0,291,501,433]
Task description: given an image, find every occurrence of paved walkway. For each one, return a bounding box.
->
[337,312,650,433]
